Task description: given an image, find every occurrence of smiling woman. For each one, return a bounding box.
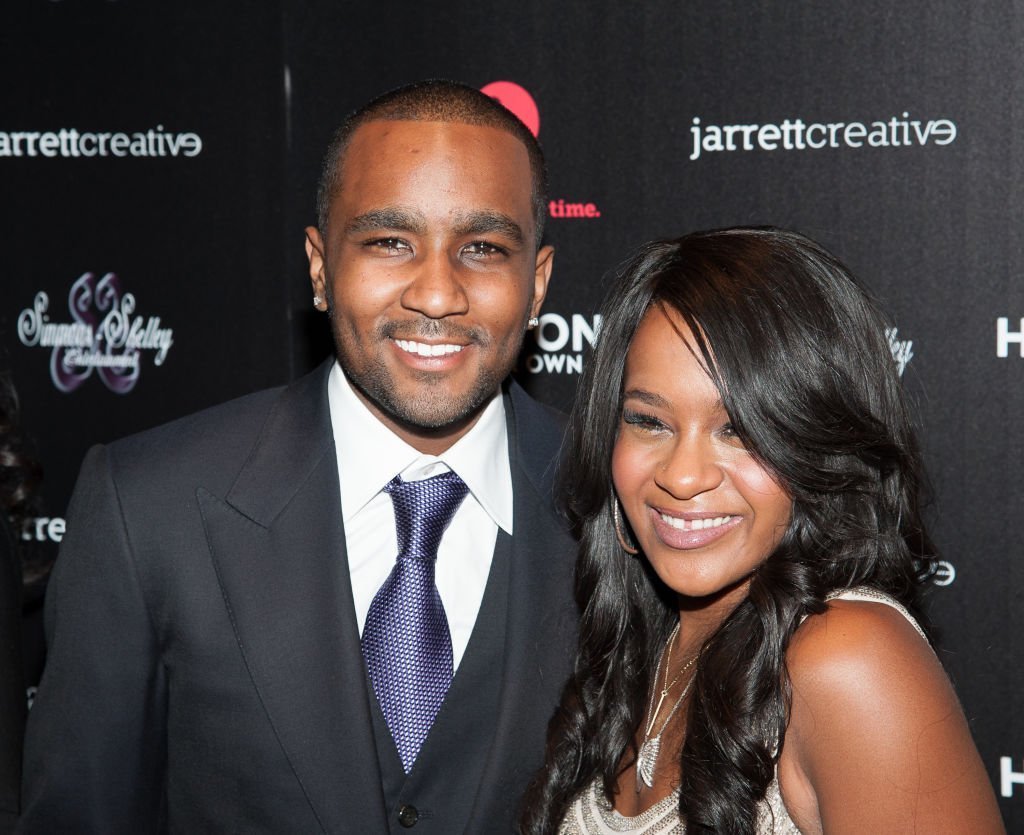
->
[612,307,792,611]
[520,228,1005,834]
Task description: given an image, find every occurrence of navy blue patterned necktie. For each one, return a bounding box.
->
[360,470,470,773]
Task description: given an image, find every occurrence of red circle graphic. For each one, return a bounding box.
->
[480,81,540,137]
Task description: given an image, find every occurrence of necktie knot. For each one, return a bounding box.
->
[385,471,470,561]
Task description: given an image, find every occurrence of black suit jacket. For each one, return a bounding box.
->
[19,362,576,833]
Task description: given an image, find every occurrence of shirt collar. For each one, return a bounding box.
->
[328,361,514,533]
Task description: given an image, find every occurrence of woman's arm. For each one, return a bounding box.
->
[778,598,1004,834]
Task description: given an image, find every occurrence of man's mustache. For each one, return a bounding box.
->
[378,318,486,345]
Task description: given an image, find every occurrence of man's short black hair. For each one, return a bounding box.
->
[315,79,549,246]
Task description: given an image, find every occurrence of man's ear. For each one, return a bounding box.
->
[530,244,555,319]
[305,226,328,311]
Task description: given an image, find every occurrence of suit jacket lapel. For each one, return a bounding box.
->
[198,361,389,833]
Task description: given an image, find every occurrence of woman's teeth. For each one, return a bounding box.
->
[658,513,734,531]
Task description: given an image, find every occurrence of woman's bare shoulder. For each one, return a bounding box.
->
[788,595,934,688]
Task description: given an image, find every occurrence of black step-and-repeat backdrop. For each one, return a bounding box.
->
[4,1,1021,826]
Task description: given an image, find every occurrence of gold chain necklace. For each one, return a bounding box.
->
[636,623,699,792]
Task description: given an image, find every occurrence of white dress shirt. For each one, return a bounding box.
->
[327,362,513,670]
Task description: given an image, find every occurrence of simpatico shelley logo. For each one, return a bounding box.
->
[17,272,174,393]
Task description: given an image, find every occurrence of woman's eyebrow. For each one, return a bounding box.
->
[622,388,671,409]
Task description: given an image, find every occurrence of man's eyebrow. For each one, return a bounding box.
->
[345,208,427,236]
[452,211,525,246]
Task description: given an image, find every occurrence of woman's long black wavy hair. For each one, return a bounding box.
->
[520,227,936,834]
[0,371,42,578]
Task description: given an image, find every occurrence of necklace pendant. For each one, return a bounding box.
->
[635,736,660,791]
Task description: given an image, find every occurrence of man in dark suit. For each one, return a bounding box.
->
[20,80,577,833]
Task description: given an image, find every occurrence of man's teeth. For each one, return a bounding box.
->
[395,339,464,357]
[659,513,734,531]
